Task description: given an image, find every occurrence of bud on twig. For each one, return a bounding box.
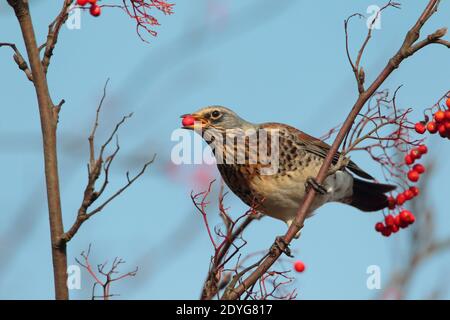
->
[358,67,365,85]
[428,27,447,40]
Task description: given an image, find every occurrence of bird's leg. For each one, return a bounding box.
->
[306,155,350,194]
[305,177,327,195]
[272,236,293,257]
[327,154,350,177]
[286,219,302,239]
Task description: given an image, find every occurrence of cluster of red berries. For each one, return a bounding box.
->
[415,97,450,139]
[387,185,420,209]
[77,0,101,17]
[404,145,427,183]
[373,123,433,237]
[375,210,415,237]
[293,260,305,273]
[375,152,424,237]
[372,97,450,238]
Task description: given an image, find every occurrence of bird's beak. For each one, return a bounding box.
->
[180,113,209,130]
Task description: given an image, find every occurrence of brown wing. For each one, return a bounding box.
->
[261,122,375,180]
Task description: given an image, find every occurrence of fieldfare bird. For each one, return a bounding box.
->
[181,106,395,229]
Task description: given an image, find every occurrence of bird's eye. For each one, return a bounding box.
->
[211,110,221,119]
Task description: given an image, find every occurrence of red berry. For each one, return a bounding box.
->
[385,215,395,227]
[396,193,406,206]
[387,196,396,210]
[418,145,428,154]
[445,121,450,132]
[375,222,385,232]
[413,164,425,174]
[407,170,420,182]
[381,228,392,237]
[404,155,414,165]
[414,122,426,134]
[434,110,445,122]
[445,111,450,121]
[88,0,97,4]
[394,215,401,226]
[409,186,420,197]
[182,115,196,127]
[438,124,447,137]
[77,0,88,6]
[404,189,414,200]
[390,224,399,233]
[410,149,421,160]
[427,121,438,134]
[400,210,413,224]
[294,260,305,273]
[446,97,450,109]
[399,220,409,229]
[90,4,101,17]
[409,214,416,224]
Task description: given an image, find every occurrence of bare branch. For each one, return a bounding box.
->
[76,245,137,300]
[42,0,73,74]
[0,42,33,81]
[87,155,155,217]
[60,82,155,244]
[345,1,401,93]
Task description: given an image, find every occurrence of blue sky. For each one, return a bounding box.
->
[0,0,449,299]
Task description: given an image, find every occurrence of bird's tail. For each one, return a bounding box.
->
[349,177,396,212]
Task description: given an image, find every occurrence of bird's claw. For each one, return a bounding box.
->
[273,236,293,257]
[305,177,327,195]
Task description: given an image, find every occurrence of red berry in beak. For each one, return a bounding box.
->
[294,260,305,273]
[182,115,196,127]
[407,170,420,182]
[414,122,426,134]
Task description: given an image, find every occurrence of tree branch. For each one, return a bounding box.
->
[0,42,33,81]
[7,0,68,299]
[60,82,155,244]
[41,0,73,74]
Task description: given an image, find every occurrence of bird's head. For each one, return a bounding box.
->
[181,106,253,133]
